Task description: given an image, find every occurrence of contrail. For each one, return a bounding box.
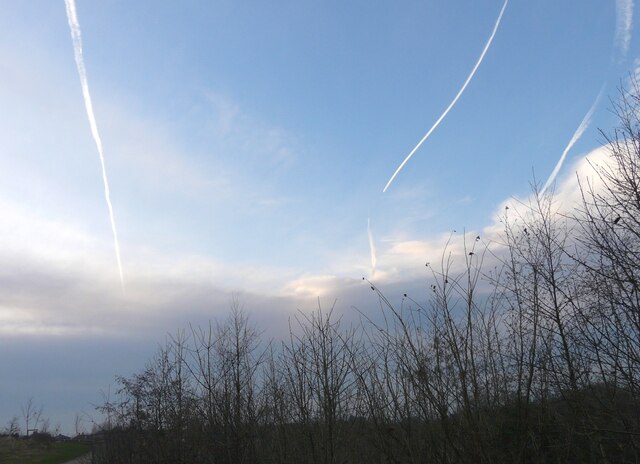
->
[540,86,604,196]
[64,0,125,291]
[367,217,377,279]
[542,0,631,196]
[615,0,634,57]
[383,0,509,193]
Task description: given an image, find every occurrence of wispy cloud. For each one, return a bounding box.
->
[203,91,299,171]
[64,0,124,291]
[541,85,604,196]
[616,0,634,57]
[383,0,509,193]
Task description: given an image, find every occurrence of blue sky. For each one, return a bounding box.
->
[0,0,637,433]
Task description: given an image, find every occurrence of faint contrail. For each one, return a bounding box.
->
[367,217,377,279]
[383,0,509,193]
[615,0,634,57]
[540,86,604,196]
[64,0,125,291]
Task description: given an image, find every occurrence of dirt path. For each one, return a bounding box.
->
[61,452,92,464]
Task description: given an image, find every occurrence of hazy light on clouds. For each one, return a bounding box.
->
[0,145,613,338]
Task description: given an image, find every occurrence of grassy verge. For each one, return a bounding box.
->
[0,437,90,464]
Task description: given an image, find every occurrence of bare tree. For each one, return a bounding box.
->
[4,416,20,436]
[21,397,43,437]
[569,77,640,456]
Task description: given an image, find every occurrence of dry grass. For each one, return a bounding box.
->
[0,436,90,464]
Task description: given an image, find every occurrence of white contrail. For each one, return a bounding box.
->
[383,0,509,193]
[64,0,125,291]
[615,0,634,57]
[367,217,377,279]
[540,86,604,196]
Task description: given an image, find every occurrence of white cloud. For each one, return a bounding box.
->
[329,144,618,296]
[283,274,356,298]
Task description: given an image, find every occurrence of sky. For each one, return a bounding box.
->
[0,0,637,434]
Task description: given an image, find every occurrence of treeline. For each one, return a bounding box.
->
[94,87,640,463]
